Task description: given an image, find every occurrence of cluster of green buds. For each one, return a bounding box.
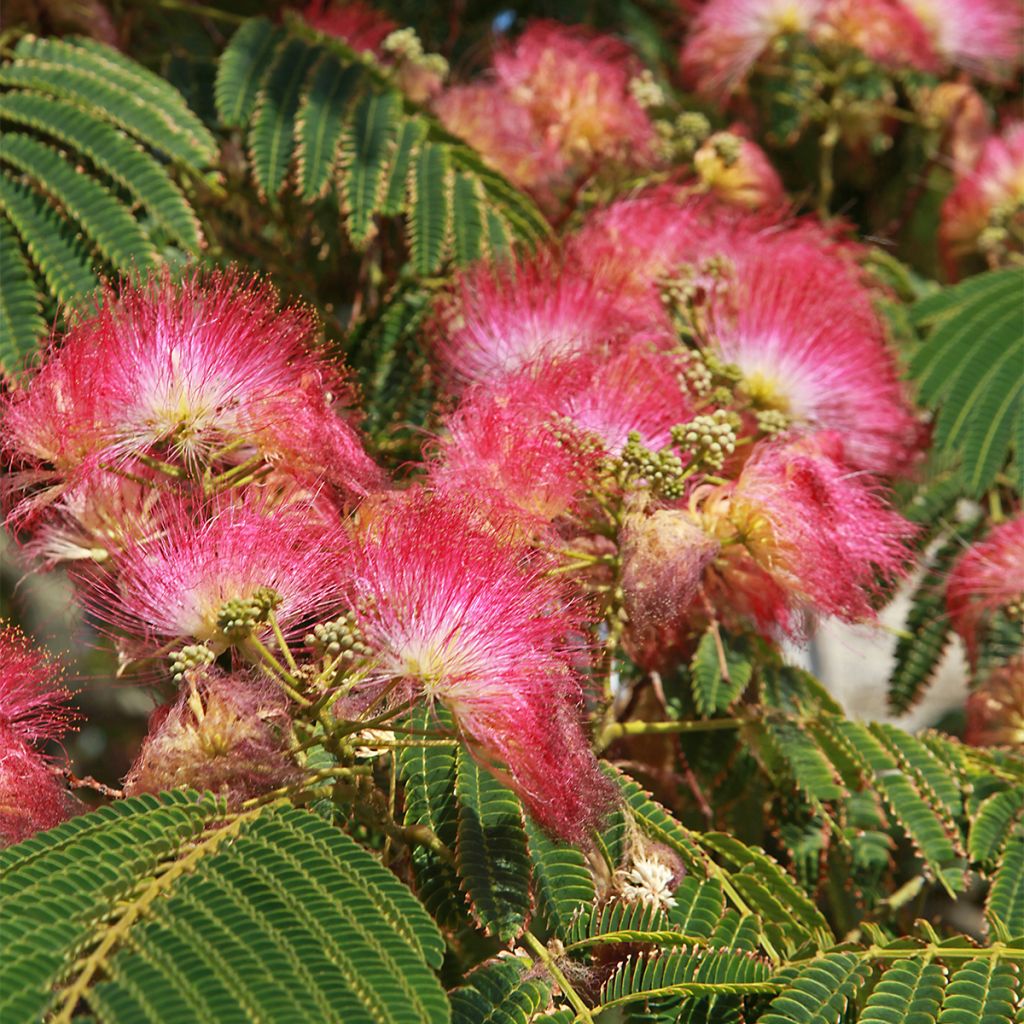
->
[169,643,216,683]
[978,197,1024,262]
[216,586,283,643]
[628,69,666,110]
[382,27,449,79]
[654,110,712,160]
[658,255,734,340]
[619,431,688,499]
[755,407,791,436]
[305,611,372,666]
[671,410,739,471]
[704,131,742,168]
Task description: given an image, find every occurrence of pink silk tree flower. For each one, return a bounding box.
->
[814,0,938,70]
[700,239,919,476]
[680,0,826,97]
[699,433,913,634]
[940,122,1024,270]
[898,0,1023,80]
[435,19,655,198]
[124,669,299,807]
[81,492,350,655]
[434,83,567,195]
[947,515,1024,667]
[431,251,634,390]
[430,385,601,531]
[346,491,615,841]
[490,20,656,169]
[0,625,79,846]
[1,268,382,524]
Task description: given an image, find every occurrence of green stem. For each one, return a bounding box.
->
[520,931,596,1024]
[149,0,247,23]
[598,716,744,750]
[244,634,310,706]
[267,610,299,675]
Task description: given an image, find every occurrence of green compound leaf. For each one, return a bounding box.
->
[0,217,45,377]
[909,268,1024,497]
[524,816,595,939]
[936,958,1019,1024]
[1,794,447,1024]
[759,952,873,1024]
[455,746,532,943]
[690,629,754,716]
[449,958,551,1024]
[860,959,946,1024]
[215,17,284,127]
[970,788,1024,866]
[987,828,1024,937]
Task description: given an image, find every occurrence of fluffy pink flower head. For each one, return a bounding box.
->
[431,250,633,389]
[435,20,655,197]
[947,516,1024,664]
[300,0,397,54]
[681,0,826,96]
[431,385,600,530]
[492,20,656,168]
[346,491,615,841]
[941,122,1024,268]
[0,625,79,845]
[700,239,918,475]
[124,669,299,806]
[434,84,565,194]
[82,492,350,654]
[814,0,937,69]
[552,347,695,456]
[698,433,913,633]
[567,188,717,326]
[1,268,381,522]
[899,0,1023,79]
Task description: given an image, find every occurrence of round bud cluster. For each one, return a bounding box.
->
[703,351,744,384]
[628,70,666,109]
[169,643,216,682]
[654,111,711,158]
[755,408,790,436]
[382,27,449,78]
[216,586,283,642]
[671,410,738,470]
[305,612,372,664]
[709,131,743,168]
[620,431,687,499]
[678,352,713,396]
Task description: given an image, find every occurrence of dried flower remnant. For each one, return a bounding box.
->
[965,657,1024,748]
[82,494,349,655]
[947,515,1024,666]
[813,0,937,70]
[1,269,382,523]
[620,510,721,669]
[940,121,1024,271]
[0,625,79,846]
[123,670,299,806]
[347,492,615,841]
